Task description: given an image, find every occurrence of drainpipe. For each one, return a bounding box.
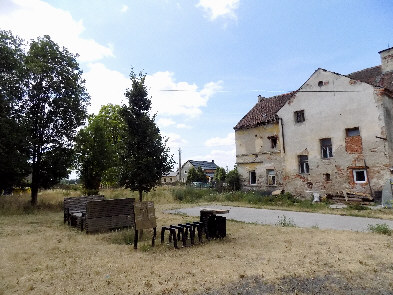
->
[363,159,374,199]
[279,118,285,153]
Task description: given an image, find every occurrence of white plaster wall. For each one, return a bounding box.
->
[277,69,390,197]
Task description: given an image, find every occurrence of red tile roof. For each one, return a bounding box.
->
[347,65,393,92]
[235,65,393,131]
[234,91,296,130]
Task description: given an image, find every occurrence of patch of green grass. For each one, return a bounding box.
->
[368,223,392,236]
[276,215,296,227]
[348,204,370,211]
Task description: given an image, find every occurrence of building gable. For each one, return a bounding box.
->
[234,92,296,130]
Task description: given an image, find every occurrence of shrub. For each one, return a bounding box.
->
[368,223,392,236]
[276,215,296,227]
[172,186,208,203]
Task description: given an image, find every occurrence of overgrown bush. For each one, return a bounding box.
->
[368,223,392,236]
[172,186,209,203]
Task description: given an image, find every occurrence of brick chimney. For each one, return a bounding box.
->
[379,47,393,73]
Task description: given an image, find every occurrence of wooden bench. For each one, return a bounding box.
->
[85,198,135,234]
[64,195,105,226]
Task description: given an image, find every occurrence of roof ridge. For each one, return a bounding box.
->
[347,65,380,76]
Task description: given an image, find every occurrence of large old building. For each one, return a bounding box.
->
[234,47,393,199]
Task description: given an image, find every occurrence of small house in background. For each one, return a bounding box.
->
[179,160,219,183]
[234,47,393,200]
[161,171,178,184]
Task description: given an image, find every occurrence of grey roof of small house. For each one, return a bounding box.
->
[188,160,219,170]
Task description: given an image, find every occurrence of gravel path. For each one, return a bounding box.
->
[167,205,393,232]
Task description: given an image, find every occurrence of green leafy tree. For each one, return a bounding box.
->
[214,167,227,182]
[226,168,241,191]
[186,166,208,184]
[95,104,126,187]
[24,35,89,205]
[120,70,173,201]
[0,30,30,193]
[75,104,126,194]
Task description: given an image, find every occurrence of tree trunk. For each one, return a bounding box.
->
[31,147,41,206]
[31,163,39,206]
[138,189,143,202]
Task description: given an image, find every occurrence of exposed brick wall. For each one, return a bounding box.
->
[345,136,363,154]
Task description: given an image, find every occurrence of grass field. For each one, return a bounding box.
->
[1,187,393,294]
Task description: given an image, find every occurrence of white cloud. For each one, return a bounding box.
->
[120,4,128,13]
[0,0,114,62]
[176,123,191,129]
[197,0,239,21]
[145,71,222,118]
[205,132,235,147]
[157,118,176,127]
[84,63,129,114]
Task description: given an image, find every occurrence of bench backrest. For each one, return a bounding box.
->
[85,198,135,233]
[64,195,105,213]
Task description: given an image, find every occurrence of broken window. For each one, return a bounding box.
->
[266,169,276,186]
[353,169,367,183]
[250,171,256,185]
[294,110,305,123]
[320,138,333,158]
[268,135,278,149]
[346,127,360,137]
[298,155,309,174]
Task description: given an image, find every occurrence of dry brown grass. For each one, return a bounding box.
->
[1,199,393,295]
[1,187,393,294]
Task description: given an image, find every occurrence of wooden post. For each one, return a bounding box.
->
[134,229,138,249]
[152,227,156,247]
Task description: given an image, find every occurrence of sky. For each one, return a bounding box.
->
[1,0,393,175]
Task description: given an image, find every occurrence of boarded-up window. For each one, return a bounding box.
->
[345,127,362,154]
[266,169,276,186]
[294,110,305,123]
[250,171,256,185]
[320,138,333,158]
[298,155,309,174]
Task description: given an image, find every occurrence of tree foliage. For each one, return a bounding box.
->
[0,32,90,203]
[186,166,208,184]
[214,167,227,182]
[226,168,241,191]
[75,104,126,194]
[120,70,173,201]
[25,35,90,204]
[0,30,30,193]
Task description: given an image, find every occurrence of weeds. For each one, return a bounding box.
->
[276,215,296,227]
[348,204,370,211]
[368,223,392,236]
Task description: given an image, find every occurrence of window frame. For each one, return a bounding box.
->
[250,170,257,185]
[353,169,367,183]
[298,155,309,174]
[346,127,360,137]
[320,138,333,159]
[294,110,305,123]
[266,169,277,186]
